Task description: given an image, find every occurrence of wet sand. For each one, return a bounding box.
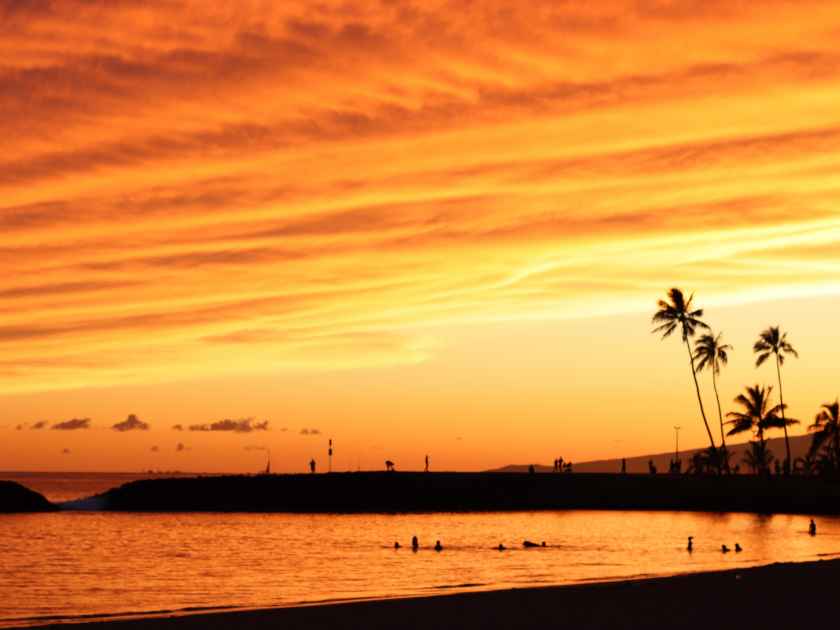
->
[18,557,840,629]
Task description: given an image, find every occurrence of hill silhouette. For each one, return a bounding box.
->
[0,481,56,512]
[490,434,812,474]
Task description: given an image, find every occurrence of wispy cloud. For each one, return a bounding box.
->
[2,1,840,395]
[112,414,150,432]
[300,428,321,436]
[51,418,91,431]
[188,418,269,433]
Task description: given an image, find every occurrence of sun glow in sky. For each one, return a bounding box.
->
[3,1,840,472]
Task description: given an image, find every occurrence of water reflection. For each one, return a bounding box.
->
[0,510,838,627]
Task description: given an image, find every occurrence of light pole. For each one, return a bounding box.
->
[674,426,681,461]
[328,439,333,473]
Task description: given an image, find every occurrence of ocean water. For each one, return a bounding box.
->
[2,474,840,628]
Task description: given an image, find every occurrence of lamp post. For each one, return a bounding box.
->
[328,439,333,473]
[674,426,681,461]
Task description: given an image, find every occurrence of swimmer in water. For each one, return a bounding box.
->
[809,519,817,536]
[411,535,419,551]
[721,544,730,553]
[434,540,443,552]
[497,543,506,551]
[394,541,400,549]
[734,543,742,552]
[687,536,693,552]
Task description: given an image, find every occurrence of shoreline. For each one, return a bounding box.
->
[11,557,840,629]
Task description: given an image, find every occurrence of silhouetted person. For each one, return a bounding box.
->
[648,459,657,475]
[309,458,316,474]
[412,535,419,551]
[528,464,535,474]
[721,544,730,553]
[394,541,400,549]
[809,519,817,536]
[385,460,395,472]
[735,543,742,552]
[621,458,627,474]
[687,536,693,552]
[564,461,572,473]
[425,455,429,473]
[497,543,506,551]
[434,540,442,552]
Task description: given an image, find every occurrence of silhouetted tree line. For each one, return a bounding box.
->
[653,288,839,477]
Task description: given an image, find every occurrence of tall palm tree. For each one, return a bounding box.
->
[693,332,733,452]
[652,288,715,451]
[809,399,840,471]
[727,384,798,475]
[754,326,798,473]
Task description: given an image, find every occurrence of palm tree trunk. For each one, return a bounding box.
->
[712,370,726,448]
[711,370,728,472]
[775,355,791,474]
[685,338,716,451]
[758,430,767,475]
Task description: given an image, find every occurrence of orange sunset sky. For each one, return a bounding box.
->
[3,0,840,473]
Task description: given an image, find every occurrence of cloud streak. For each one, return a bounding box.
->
[188,418,269,433]
[112,414,150,432]
[2,1,840,394]
[51,418,91,431]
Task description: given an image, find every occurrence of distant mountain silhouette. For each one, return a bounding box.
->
[489,434,812,474]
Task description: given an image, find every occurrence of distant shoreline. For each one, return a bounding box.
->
[13,558,840,630]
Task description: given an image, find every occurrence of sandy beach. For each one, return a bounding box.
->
[17,557,839,630]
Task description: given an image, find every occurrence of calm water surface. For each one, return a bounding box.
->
[2,475,840,628]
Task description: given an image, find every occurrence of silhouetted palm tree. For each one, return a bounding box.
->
[686,447,718,475]
[754,326,798,473]
[743,440,774,475]
[727,384,798,475]
[693,332,733,456]
[794,450,819,477]
[652,288,715,451]
[809,399,840,472]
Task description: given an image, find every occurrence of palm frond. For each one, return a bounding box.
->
[652,321,677,338]
[755,352,772,367]
[726,417,754,436]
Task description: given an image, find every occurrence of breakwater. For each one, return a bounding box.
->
[78,472,840,514]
